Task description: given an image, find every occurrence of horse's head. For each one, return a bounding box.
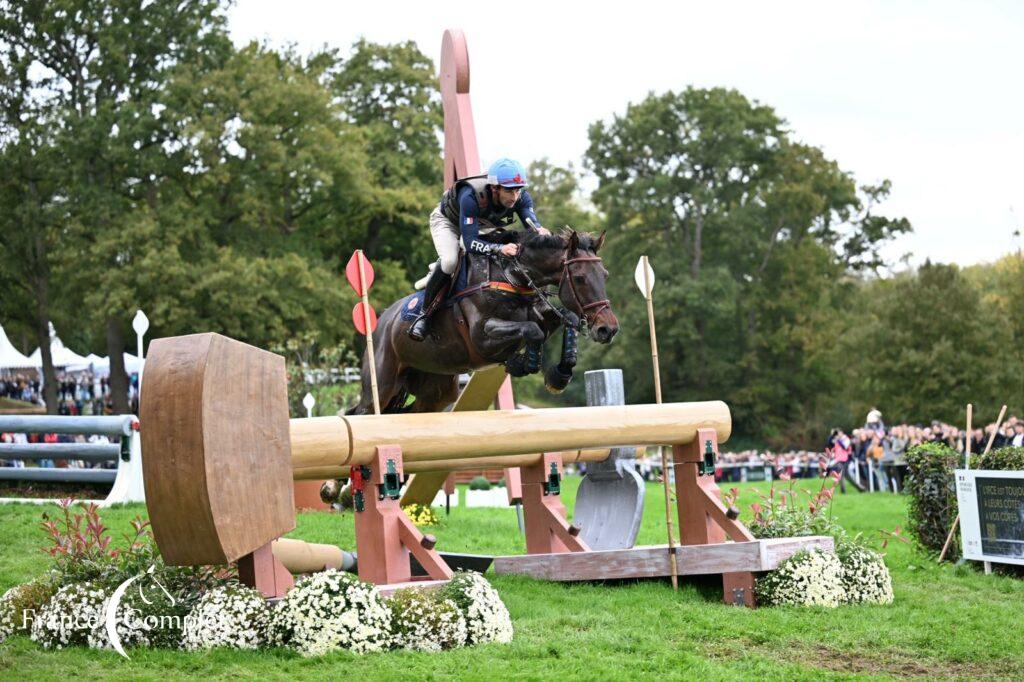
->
[519,229,619,344]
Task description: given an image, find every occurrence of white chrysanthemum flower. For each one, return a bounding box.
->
[266,569,392,656]
[756,549,845,608]
[30,582,109,649]
[0,584,25,642]
[182,584,271,651]
[441,572,513,645]
[87,591,154,651]
[837,544,894,605]
[388,588,467,652]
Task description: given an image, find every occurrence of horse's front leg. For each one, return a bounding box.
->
[544,309,580,394]
[482,318,545,376]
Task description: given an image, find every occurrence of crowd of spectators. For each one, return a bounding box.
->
[2,371,137,471]
[639,407,1024,494]
[0,371,139,416]
[0,374,39,403]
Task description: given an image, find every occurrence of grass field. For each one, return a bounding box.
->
[2,478,1023,680]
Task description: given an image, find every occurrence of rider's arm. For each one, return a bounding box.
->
[459,186,500,255]
[516,190,542,231]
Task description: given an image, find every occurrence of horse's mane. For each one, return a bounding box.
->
[514,228,601,252]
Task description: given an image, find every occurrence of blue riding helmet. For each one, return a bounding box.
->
[487,158,527,188]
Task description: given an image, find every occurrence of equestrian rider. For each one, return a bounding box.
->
[408,158,550,341]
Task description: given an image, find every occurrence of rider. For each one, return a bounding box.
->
[408,157,551,341]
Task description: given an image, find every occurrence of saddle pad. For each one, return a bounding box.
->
[399,290,426,321]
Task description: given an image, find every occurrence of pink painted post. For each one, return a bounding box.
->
[440,29,481,186]
[673,428,757,606]
[440,28,521,504]
[237,542,294,599]
[520,453,590,555]
[353,445,453,586]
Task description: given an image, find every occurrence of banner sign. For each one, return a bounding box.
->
[955,469,1024,566]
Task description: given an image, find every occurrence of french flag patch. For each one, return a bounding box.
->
[464,217,474,225]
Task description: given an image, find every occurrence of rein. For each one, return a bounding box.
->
[501,246,609,330]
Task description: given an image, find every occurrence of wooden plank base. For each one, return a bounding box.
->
[374,579,450,597]
[492,536,834,582]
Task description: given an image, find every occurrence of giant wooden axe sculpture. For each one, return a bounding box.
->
[140,333,737,596]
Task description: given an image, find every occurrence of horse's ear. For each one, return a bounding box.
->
[595,230,606,253]
[568,230,580,253]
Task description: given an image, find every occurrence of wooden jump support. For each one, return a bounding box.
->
[140,332,831,604]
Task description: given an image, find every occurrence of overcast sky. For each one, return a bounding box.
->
[228,0,1024,269]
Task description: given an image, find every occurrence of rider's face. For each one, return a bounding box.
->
[495,186,522,208]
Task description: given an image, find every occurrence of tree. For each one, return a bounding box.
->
[158,42,410,352]
[526,159,596,233]
[0,34,68,411]
[329,39,443,273]
[842,262,1008,424]
[583,87,910,443]
[0,0,232,413]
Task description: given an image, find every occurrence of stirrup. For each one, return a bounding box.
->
[408,314,430,341]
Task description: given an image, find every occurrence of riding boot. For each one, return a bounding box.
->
[408,264,451,341]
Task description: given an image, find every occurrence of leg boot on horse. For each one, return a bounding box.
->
[408,261,451,342]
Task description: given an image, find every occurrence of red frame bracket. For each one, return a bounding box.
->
[520,452,590,555]
[354,444,454,585]
[673,428,757,607]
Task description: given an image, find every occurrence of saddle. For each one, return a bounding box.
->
[406,238,540,365]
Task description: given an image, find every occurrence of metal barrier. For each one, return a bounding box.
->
[0,414,144,505]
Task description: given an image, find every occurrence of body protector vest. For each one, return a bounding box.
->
[440,176,519,232]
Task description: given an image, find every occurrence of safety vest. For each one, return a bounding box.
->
[440,175,519,230]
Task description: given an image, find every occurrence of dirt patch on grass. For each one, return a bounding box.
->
[706,640,1022,679]
[0,482,107,500]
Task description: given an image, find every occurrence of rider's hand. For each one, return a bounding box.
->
[536,226,551,236]
[499,243,519,257]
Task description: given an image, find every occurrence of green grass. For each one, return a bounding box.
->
[2,478,1023,680]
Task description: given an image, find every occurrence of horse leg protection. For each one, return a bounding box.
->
[505,341,543,377]
[524,341,542,374]
[505,352,529,377]
[545,325,577,394]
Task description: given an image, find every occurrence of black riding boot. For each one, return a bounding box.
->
[408,264,451,341]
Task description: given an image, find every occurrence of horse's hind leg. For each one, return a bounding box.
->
[404,370,460,413]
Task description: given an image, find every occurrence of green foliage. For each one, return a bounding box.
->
[0,579,56,640]
[1,8,430,379]
[468,476,491,491]
[582,86,909,444]
[904,442,960,558]
[744,479,847,541]
[840,262,1008,425]
[973,446,1024,471]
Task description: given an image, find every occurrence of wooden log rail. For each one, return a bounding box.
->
[289,402,730,480]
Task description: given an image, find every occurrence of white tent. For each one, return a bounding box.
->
[27,322,90,368]
[0,323,35,370]
[69,352,142,376]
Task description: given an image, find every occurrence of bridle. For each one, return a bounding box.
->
[559,254,611,327]
[497,242,610,330]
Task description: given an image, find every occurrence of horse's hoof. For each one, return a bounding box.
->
[544,363,573,394]
[320,480,342,504]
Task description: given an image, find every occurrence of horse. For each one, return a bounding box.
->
[352,229,619,415]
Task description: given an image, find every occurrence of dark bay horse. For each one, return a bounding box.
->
[352,229,619,415]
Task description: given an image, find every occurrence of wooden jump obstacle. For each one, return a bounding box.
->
[140,332,831,605]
